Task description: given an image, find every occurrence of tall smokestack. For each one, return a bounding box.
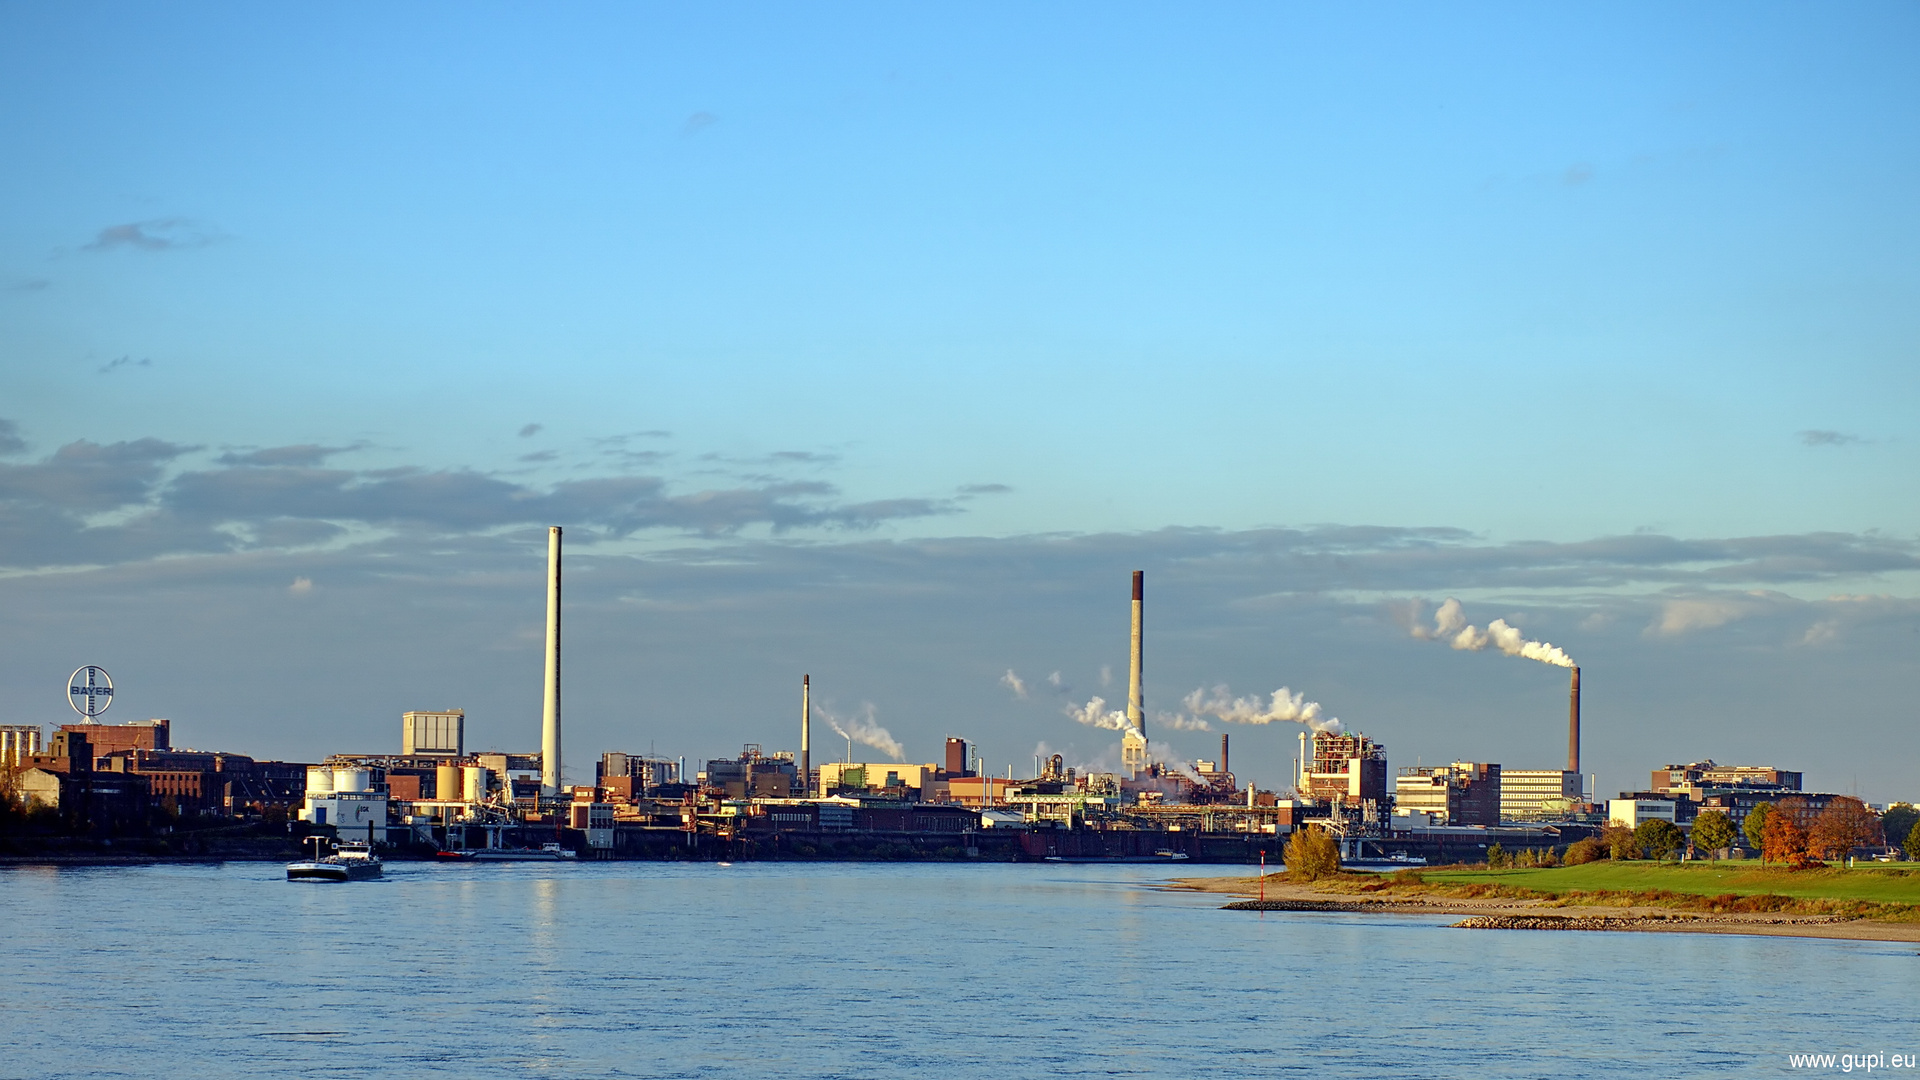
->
[800,674,811,797]
[1221,733,1229,776]
[540,525,563,796]
[1127,571,1144,737]
[1567,665,1581,775]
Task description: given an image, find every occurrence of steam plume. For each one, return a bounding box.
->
[1184,685,1344,734]
[1152,709,1213,732]
[1414,598,1574,668]
[1065,696,1132,732]
[823,705,905,759]
[1000,669,1029,699]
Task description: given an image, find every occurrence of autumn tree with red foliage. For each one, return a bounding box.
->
[1764,798,1820,869]
[1810,797,1881,860]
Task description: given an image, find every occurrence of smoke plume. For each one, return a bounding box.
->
[1150,743,1206,783]
[1413,598,1575,668]
[822,704,905,759]
[1184,685,1344,734]
[1152,709,1213,732]
[1065,696,1132,732]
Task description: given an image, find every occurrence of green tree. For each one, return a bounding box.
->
[1634,819,1685,862]
[1691,811,1736,860]
[1486,842,1509,869]
[1743,802,1775,856]
[1283,825,1342,881]
[1905,821,1920,862]
[1883,804,1918,852]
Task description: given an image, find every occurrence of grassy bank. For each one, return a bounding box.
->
[1420,861,1920,906]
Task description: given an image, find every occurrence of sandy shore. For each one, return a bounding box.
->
[1172,874,1920,943]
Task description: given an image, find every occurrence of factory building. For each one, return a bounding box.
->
[597,752,683,800]
[1298,730,1388,806]
[1395,763,1501,826]
[1608,798,1680,828]
[1499,769,1585,820]
[401,710,465,757]
[939,775,1022,808]
[29,719,312,821]
[944,738,973,778]
[818,761,940,797]
[1650,761,1801,799]
[56,718,170,756]
[299,765,392,842]
[14,731,151,830]
[701,745,799,798]
[1,724,41,765]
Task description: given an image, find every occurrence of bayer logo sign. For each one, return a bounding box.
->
[68,666,114,719]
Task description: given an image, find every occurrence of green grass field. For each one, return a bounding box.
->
[1420,860,1920,905]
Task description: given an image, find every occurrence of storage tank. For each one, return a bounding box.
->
[436,764,461,802]
[463,766,492,803]
[333,767,371,793]
[306,766,335,795]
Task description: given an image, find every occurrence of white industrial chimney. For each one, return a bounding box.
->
[1127,570,1144,736]
[1119,570,1150,778]
[540,525,562,796]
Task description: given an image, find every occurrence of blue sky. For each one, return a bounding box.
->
[2,3,1916,798]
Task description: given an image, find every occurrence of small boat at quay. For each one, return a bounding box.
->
[1044,851,1191,864]
[287,838,384,882]
[466,842,578,862]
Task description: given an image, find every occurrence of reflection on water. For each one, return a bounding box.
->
[0,861,1903,1078]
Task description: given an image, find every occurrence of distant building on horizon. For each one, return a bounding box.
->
[1301,731,1388,806]
[1499,769,1585,820]
[401,710,465,757]
[1396,762,1501,826]
[57,718,168,757]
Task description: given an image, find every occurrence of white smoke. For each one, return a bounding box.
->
[1183,685,1344,733]
[1000,669,1029,699]
[1065,696,1132,732]
[1414,597,1575,668]
[1152,709,1213,732]
[1150,743,1207,783]
[822,704,905,760]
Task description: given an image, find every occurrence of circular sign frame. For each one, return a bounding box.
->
[68,665,114,719]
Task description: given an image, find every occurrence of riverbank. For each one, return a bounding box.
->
[1176,863,1920,942]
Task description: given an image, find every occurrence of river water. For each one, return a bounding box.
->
[0,860,1908,1078]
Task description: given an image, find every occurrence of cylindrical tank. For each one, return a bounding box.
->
[333,767,371,793]
[463,766,491,803]
[306,766,335,795]
[435,764,460,802]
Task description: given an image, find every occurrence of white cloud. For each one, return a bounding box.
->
[1800,620,1838,646]
[1649,594,1770,636]
[999,669,1028,699]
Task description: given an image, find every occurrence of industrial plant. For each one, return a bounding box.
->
[1,525,1885,864]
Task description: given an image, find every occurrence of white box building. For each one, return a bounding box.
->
[402,710,464,757]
